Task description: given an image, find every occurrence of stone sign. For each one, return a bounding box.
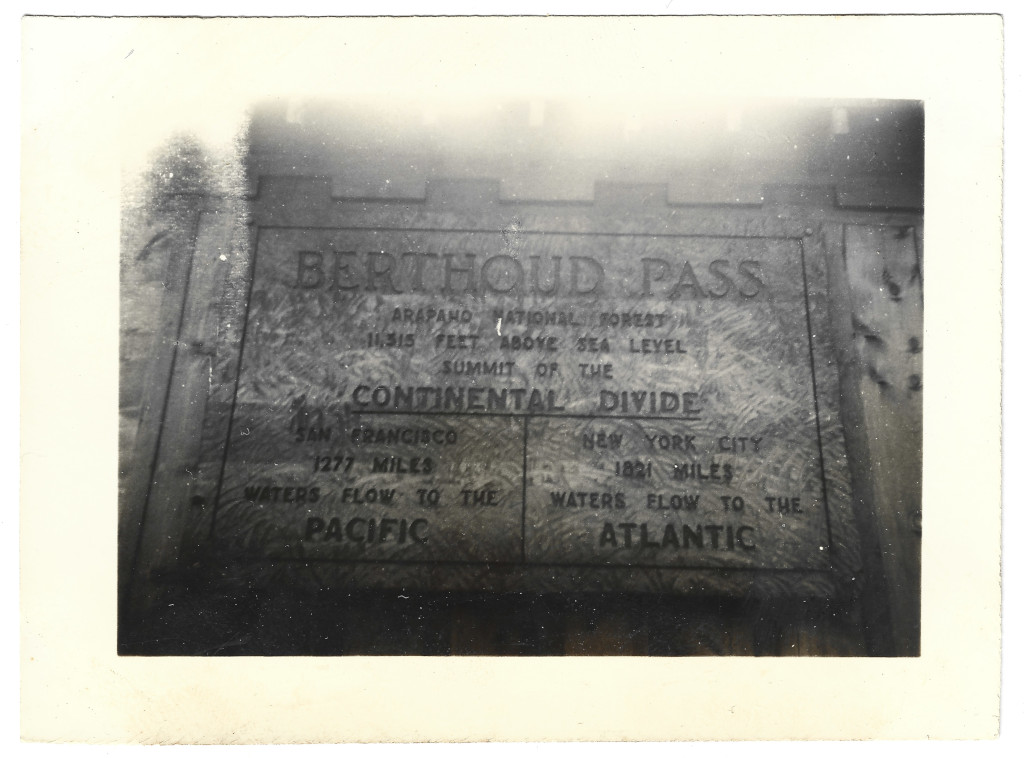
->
[208,214,856,595]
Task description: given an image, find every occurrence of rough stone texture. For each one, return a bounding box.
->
[177,181,857,599]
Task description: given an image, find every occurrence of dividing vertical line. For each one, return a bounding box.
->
[521,415,528,563]
[799,238,835,558]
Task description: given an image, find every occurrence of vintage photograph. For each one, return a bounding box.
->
[22,12,1006,743]
[118,96,924,656]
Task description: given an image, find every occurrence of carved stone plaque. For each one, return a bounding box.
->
[209,211,856,596]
